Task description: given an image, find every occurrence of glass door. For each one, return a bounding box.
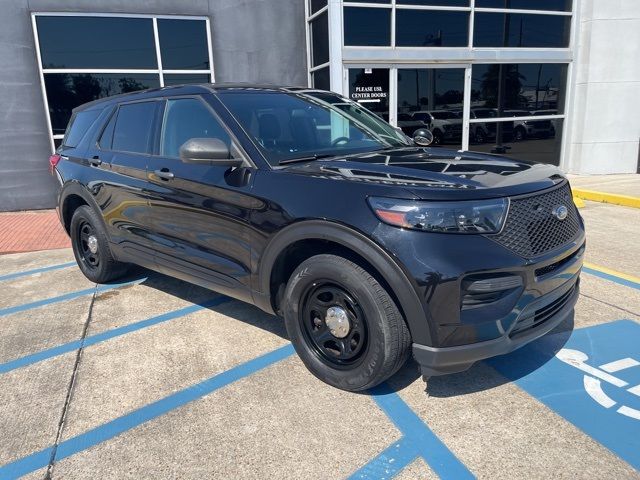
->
[396,66,467,149]
[346,67,390,122]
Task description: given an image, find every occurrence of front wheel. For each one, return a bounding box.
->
[283,254,411,391]
[70,205,129,283]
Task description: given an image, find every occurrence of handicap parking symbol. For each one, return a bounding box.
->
[489,320,640,471]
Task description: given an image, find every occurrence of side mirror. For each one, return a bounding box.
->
[412,128,434,147]
[179,138,244,167]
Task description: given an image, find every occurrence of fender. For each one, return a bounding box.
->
[58,180,112,242]
[254,220,433,346]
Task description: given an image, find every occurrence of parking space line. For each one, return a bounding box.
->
[369,384,474,479]
[0,277,146,317]
[348,437,418,480]
[583,262,640,291]
[0,262,76,282]
[0,297,229,375]
[0,344,295,479]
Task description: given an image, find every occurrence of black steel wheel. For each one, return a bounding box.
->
[283,254,411,392]
[76,219,100,270]
[70,205,128,283]
[301,282,368,368]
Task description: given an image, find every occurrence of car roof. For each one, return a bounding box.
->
[74,83,326,113]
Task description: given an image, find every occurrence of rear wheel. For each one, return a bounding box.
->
[283,254,411,391]
[70,206,128,283]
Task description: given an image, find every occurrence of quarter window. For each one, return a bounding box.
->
[112,102,157,154]
[62,110,101,148]
[160,98,231,158]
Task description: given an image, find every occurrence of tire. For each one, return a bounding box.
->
[514,126,526,142]
[70,205,129,283]
[282,254,411,391]
[474,128,486,144]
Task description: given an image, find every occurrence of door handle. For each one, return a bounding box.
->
[89,156,102,166]
[154,168,174,180]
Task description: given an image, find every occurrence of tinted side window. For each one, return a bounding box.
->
[112,102,157,154]
[63,110,101,147]
[160,98,231,158]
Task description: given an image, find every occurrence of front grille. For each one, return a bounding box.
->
[510,283,577,337]
[490,183,581,258]
[534,245,583,278]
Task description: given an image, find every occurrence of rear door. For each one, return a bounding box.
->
[144,95,257,297]
[86,100,161,261]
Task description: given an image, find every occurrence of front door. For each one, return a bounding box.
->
[145,95,256,299]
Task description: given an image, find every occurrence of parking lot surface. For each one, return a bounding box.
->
[1,201,639,479]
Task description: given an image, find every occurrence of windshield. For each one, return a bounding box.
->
[217,90,411,165]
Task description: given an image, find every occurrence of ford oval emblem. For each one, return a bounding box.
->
[553,205,569,221]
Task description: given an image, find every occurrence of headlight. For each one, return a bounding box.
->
[368,197,508,234]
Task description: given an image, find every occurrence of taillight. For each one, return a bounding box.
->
[49,154,61,173]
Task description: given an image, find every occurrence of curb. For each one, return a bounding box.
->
[573,196,585,208]
[572,189,640,209]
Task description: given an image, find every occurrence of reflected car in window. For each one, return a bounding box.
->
[412,110,463,145]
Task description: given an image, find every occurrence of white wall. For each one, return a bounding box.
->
[565,0,640,174]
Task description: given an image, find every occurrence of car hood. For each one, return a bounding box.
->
[280,147,566,200]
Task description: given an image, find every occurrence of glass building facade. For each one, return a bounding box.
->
[306,0,574,166]
[33,14,214,150]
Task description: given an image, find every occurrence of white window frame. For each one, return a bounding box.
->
[310,0,576,168]
[31,12,216,153]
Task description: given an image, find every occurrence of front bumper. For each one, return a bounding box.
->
[413,274,579,376]
[370,202,585,376]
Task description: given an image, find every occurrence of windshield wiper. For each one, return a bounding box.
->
[278,154,337,165]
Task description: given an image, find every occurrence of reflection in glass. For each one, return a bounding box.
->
[471,63,567,115]
[475,0,571,12]
[310,0,328,14]
[396,10,469,47]
[468,119,563,165]
[474,12,570,48]
[312,67,331,90]
[344,7,391,46]
[163,74,211,86]
[398,0,468,5]
[157,19,209,70]
[397,69,465,146]
[36,16,156,69]
[348,68,390,121]
[311,12,329,66]
[44,73,160,134]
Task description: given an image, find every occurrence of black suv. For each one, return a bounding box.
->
[52,85,584,391]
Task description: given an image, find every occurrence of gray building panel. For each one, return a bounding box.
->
[0,0,307,211]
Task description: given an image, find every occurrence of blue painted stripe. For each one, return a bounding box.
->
[370,384,474,480]
[583,266,640,290]
[0,278,146,317]
[0,344,295,478]
[0,262,76,282]
[0,297,229,375]
[348,437,418,480]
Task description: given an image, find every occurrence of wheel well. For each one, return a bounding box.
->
[269,239,406,322]
[61,194,88,233]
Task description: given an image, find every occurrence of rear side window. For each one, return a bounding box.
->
[63,110,101,148]
[160,98,231,158]
[112,102,157,154]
